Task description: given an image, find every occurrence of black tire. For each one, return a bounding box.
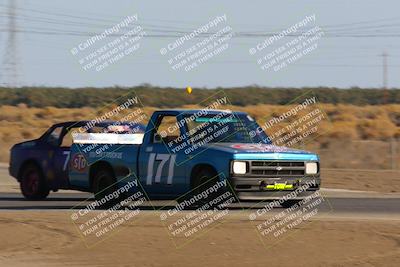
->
[186,168,229,209]
[20,163,50,200]
[281,200,301,209]
[92,168,119,209]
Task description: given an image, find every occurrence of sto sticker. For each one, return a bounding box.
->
[71,153,87,172]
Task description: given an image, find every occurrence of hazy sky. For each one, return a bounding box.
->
[0,0,399,88]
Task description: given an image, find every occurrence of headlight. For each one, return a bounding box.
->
[305,162,318,174]
[232,161,247,174]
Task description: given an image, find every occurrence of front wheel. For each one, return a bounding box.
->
[281,200,301,209]
[186,168,233,209]
[20,164,50,200]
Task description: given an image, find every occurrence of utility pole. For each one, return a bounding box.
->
[381,51,388,104]
[1,0,18,87]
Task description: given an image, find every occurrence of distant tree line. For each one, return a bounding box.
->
[0,86,399,107]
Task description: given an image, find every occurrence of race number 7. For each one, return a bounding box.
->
[146,153,176,185]
[63,151,71,171]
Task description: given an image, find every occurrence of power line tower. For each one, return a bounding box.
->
[1,0,19,87]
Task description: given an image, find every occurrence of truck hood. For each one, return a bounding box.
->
[207,143,318,161]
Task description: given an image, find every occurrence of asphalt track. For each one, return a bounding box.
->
[0,191,399,214]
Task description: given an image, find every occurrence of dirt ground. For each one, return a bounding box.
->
[322,169,400,193]
[0,212,399,267]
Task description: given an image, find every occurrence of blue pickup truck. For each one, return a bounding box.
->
[9,109,320,207]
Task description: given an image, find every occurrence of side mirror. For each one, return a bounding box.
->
[153,133,162,143]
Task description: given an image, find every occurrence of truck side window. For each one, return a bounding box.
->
[155,115,181,143]
[47,126,63,146]
[61,127,87,148]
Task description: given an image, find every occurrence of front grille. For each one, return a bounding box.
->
[250,161,305,176]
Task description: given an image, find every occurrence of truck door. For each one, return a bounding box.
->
[139,113,187,198]
[44,126,71,189]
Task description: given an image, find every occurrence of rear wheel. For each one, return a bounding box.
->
[92,168,119,209]
[20,164,49,200]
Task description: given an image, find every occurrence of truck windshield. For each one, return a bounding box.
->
[184,112,271,144]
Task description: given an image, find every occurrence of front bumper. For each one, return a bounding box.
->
[230,175,320,201]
